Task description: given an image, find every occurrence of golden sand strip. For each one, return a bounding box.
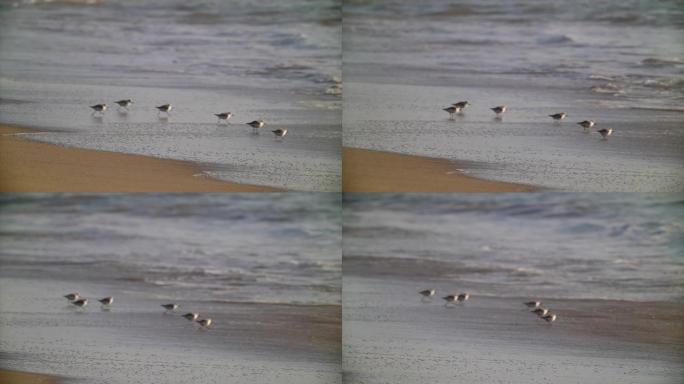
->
[0,125,282,192]
[0,369,60,384]
[342,147,535,192]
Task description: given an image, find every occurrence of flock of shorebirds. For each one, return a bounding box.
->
[418,289,471,306]
[419,289,558,323]
[443,100,613,139]
[89,99,288,139]
[63,292,213,329]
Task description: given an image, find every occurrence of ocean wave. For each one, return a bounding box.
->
[537,34,576,45]
[431,38,504,46]
[641,78,684,91]
[590,82,625,94]
[345,255,520,279]
[178,11,224,25]
[594,12,642,25]
[427,5,476,18]
[641,57,684,68]
[589,74,617,82]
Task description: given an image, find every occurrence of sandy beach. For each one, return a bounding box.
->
[0,369,60,384]
[342,147,534,192]
[343,273,684,384]
[0,0,341,191]
[0,277,341,384]
[0,194,342,384]
[343,193,684,383]
[342,1,684,192]
[0,125,281,192]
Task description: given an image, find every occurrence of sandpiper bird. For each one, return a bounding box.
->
[419,289,436,300]
[90,104,107,115]
[215,112,233,123]
[453,101,470,110]
[114,99,133,110]
[532,307,549,316]
[182,312,199,321]
[98,297,113,306]
[491,105,507,116]
[161,303,178,312]
[272,128,288,139]
[443,106,460,118]
[542,313,557,323]
[156,104,172,115]
[246,120,265,133]
[577,120,595,129]
[197,318,212,328]
[71,299,88,308]
[442,294,458,306]
[524,301,541,308]
[456,293,470,302]
[549,112,567,121]
[597,128,613,139]
[64,292,80,301]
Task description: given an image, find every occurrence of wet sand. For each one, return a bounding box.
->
[0,369,60,384]
[0,276,341,384]
[342,147,535,192]
[0,125,282,192]
[343,260,684,384]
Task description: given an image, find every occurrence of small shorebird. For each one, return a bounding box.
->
[90,104,107,115]
[215,112,233,123]
[272,128,288,140]
[542,313,557,323]
[156,104,172,115]
[114,99,133,110]
[532,307,549,316]
[549,112,566,121]
[197,318,212,328]
[524,301,541,308]
[577,120,595,130]
[491,105,507,116]
[419,289,436,301]
[442,294,458,306]
[443,106,461,119]
[597,128,613,139]
[71,299,88,308]
[98,297,113,306]
[246,120,265,133]
[161,303,178,312]
[453,101,470,110]
[64,292,80,301]
[182,312,199,321]
[456,293,470,302]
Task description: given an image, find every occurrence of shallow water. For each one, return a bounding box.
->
[343,193,684,302]
[0,0,342,191]
[343,0,684,191]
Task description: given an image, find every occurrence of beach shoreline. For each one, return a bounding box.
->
[0,124,283,192]
[0,275,342,384]
[342,147,536,192]
[343,273,684,384]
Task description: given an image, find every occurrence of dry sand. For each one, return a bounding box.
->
[0,125,282,192]
[342,147,535,192]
